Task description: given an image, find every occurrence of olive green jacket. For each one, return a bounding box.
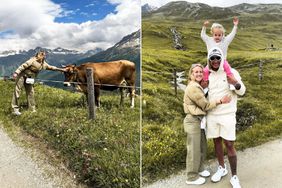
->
[183,80,217,115]
[15,57,58,78]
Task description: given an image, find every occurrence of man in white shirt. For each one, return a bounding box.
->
[205,47,246,188]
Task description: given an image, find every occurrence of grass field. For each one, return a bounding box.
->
[142,16,282,183]
[0,81,140,188]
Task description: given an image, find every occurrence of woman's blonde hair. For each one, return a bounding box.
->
[210,23,225,35]
[35,51,46,62]
[188,64,204,82]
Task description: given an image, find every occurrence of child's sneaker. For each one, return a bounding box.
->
[230,175,241,188]
[211,164,228,182]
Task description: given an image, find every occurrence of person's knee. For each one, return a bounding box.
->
[224,140,236,155]
[213,137,222,144]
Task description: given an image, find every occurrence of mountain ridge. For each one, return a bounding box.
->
[143,2,282,20]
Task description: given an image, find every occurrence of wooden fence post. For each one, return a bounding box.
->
[258,60,263,81]
[86,68,95,120]
[173,69,177,96]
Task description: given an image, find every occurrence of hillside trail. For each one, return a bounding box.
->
[0,126,86,188]
[144,137,282,188]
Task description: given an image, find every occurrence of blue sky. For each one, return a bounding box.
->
[0,0,140,52]
[53,0,116,23]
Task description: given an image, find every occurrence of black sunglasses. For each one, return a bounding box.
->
[209,56,221,61]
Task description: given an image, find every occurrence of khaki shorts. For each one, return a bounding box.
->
[206,114,236,141]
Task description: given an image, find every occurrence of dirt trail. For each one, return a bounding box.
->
[0,127,85,188]
[144,138,282,188]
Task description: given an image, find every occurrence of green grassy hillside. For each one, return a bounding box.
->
[142,13,282,183]
[0,81,140,188]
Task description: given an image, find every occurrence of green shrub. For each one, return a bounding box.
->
[142,124,185,181]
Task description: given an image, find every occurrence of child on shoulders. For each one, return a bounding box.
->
[201,17,241,90]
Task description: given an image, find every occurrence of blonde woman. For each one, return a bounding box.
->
[11,51,64,115]
[183,63,231,185]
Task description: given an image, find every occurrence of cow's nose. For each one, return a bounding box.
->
[63,82,71,87]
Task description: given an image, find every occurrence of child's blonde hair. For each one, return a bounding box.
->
[210,23,225,35]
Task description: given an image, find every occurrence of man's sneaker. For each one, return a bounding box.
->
[199,170,210,177]
[211,165,228,182]
[12,109,21,116]
[186,177,206,185]
[230,175,241,188]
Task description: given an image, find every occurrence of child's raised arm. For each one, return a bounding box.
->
[203,20,209,27]
[233,16,239,26]
[224,17,238,46]
[201,20,209,41]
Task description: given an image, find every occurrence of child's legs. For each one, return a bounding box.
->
[223,60,233,77]
[203,66,209,81]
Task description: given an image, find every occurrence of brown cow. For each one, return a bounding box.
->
[62,60,136,108]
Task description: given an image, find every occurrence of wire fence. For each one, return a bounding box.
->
[1,69,140,120]
[0,77,141,89]
[143,58,282,96]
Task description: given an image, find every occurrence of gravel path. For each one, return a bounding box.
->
[0,127,85,188]
[144,138,282,188]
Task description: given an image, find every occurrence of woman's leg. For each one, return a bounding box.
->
[186,131,201,181]
[11,76,25,111]
[199,129,207,171]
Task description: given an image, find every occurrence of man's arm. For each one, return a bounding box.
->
[231,69,246,96]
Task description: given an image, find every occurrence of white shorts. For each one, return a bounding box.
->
[206,114,236,141]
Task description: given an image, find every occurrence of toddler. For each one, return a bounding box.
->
[201,17,240,90]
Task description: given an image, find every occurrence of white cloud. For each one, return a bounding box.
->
[141,0,282,8]
[0,0,140,52]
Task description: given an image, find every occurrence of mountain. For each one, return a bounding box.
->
[0,47,102,78]
[143,1,282,21]
[143,1,238,20]
[78,30,141,87]
[142,3,158,15]
[230,3,282,14]
[80,30,140,64]
[48,30,140,88]
[0,50,18,57]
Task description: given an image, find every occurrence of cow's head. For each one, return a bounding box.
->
[61,64,78,87]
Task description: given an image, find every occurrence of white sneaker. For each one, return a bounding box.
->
[186,177,206,185]
[12,109,21,116]
[199,170,210,177]
[211,165,228,182]
[230,175,241,188]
